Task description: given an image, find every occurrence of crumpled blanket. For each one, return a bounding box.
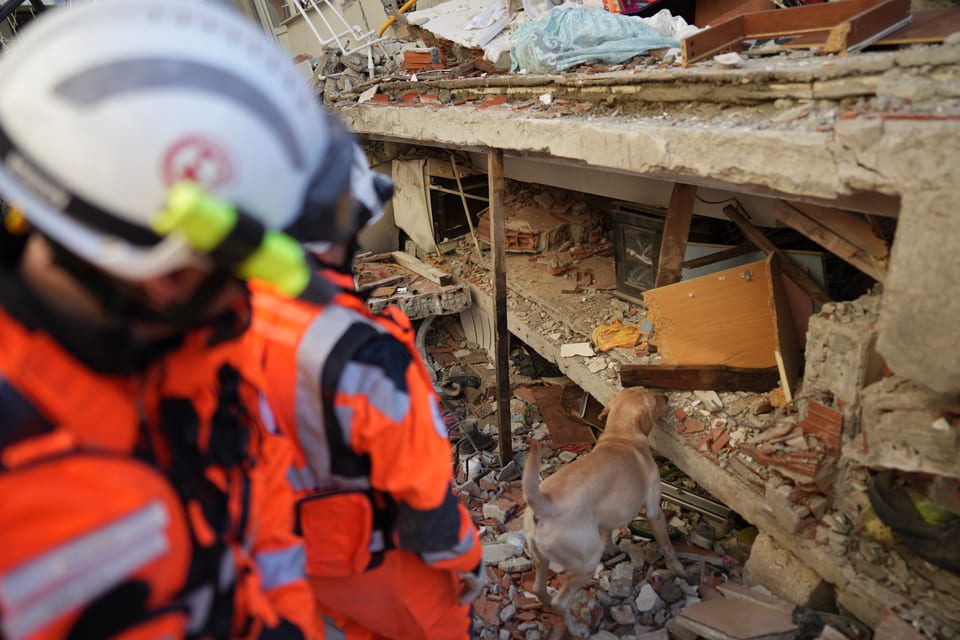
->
[510,6,680,74]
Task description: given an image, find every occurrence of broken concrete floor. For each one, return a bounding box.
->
[430,332,856,639]
[421,251,960,638]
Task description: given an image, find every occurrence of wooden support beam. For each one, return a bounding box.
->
[770,201,887,283]
[620,364,781,391]
[488,148,513,466]
[819,0,912,55]
[722,205,832,306]
[655,183,697,288]
[682,0,911,65]
[388,251,454,286]
[783,6,960,48]
[789,202,889,262]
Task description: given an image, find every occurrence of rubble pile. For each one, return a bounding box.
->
[459,429,750,639]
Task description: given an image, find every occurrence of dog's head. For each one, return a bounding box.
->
[599,386,667,436]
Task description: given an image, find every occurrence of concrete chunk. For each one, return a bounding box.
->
[743,532,835,611]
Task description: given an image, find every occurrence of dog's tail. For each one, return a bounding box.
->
[522,439,555,516]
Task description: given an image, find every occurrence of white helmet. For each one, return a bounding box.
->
[350,144,395,229]
[301,142,395,255]
[0,0,354,281]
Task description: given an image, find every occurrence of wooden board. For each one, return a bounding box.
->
[620,363,780,391]
[784,7,960,47]
[771,200,887,283]
[388,250,453,285]
[655,183,697,288]
[643,258,798,374]
[529,385,597,446]
[682,0,911,65]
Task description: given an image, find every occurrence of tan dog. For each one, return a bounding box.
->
[522,386,685,637]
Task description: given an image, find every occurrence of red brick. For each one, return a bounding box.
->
[474,598,501,626]
[683,417,706,434]
[710,431,731,453]
[674,407,688,421]
[478,95,508,109]
[516,610,538,622]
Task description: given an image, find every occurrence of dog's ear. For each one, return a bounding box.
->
[634,391,657,434]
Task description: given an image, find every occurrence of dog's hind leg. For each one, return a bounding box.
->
[553,572,593,639]
[528,540,552,605]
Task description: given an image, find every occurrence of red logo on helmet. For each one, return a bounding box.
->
[162,136,233,189]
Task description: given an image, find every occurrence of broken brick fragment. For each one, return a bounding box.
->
[682,417,706,434]
[478,95,508,109]
[711,431,731,453]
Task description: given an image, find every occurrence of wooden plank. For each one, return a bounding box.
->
[488,148,512,466]
[785,8,959,47]
[682,0,905,65]
[769,254,800,395]
[529,385,596,446]
[819,0,912,54]
[643,259,783,368]
[619,363,780,391]
[389,250,454,286]
[722,204,831,306]
[655,183,697,288]
[770,201,887,283]
[875,7,960,44]
[741,0,892,35]
[682,14,747,65]
[789,202,888,261]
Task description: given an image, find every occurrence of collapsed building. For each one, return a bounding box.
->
[235,0,960,636]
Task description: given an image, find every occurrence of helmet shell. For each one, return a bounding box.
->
[0,0,336,280]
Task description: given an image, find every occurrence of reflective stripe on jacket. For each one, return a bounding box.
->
[0,306,313,639]
[249,281,481,576]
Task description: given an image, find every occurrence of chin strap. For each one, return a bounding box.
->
[46,237,245,332]
[0,261,181,375]
[0,236,249,375]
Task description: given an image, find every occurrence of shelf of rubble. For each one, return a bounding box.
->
[444,237,960,637]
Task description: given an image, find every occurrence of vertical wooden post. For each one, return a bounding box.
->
[655,183,698,288]
[488,148,513,467]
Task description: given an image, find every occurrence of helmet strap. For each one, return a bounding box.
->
[46,237,248,343]
[0,253,182,375]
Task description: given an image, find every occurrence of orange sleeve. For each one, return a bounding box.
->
[342,337,481,575]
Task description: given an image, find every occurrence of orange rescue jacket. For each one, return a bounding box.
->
[0,306,314,639]
[248,280,481,579]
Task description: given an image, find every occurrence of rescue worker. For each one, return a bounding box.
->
[248,132,485,640]
[0,1,356,637]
